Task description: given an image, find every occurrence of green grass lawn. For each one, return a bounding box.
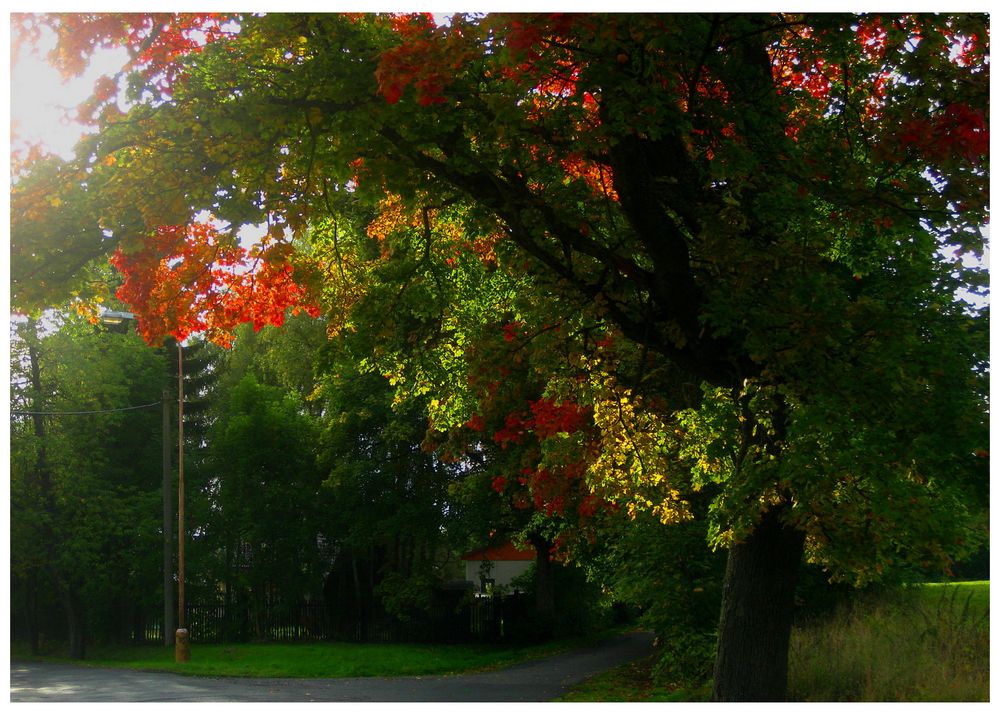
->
[11,631,619,679]
[916,579,990,612]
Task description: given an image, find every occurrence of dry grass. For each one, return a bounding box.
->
[787,581,989,702]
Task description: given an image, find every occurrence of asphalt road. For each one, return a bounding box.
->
[10,630,654,702]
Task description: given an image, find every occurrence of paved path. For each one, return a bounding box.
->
[10,631,654,702]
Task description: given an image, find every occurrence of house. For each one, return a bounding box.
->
[461,542,536,594]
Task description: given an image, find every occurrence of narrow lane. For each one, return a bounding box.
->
[10,630,654,702]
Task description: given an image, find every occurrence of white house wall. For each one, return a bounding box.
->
[464,559,533,592]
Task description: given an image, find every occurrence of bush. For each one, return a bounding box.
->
[651,629,717,687]
[585,513,725,689]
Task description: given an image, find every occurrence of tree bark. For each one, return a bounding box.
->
[527,533,555,637]
[61,586,86,660]
[23,574,40,655]
[711,506,805,702]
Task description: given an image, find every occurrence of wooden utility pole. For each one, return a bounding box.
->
[162,388,175,646]
[175,342,190,662]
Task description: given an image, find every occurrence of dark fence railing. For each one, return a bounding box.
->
[131,594,539,646]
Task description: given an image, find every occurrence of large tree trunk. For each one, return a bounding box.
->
[711,507,805,702]
[61,586,86,660]
[24,573,41,655]
[527,533,555,638]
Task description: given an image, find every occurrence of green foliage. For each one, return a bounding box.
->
[218,314,329,413]
[9,12,991,691]
[14,11,989,574]
[205,373,326,607]
[314,345,463,625]
[586,510,724,686]
[511,560,615,638]
[10,312,169,649]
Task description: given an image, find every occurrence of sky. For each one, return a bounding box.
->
[10,23,129,161]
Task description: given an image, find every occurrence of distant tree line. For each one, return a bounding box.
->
[10,307,620,655]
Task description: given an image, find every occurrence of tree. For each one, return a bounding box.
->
[217,314,330,417]
[313,335,463,635]
[10,312,167,657]
[11,13,989,699]
[203,373,326,634]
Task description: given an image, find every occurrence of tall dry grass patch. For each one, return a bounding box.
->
[787,582,988,701]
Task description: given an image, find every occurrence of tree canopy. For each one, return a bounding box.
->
[10,12,989,701]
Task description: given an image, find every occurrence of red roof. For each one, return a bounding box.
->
[461,542,536,562]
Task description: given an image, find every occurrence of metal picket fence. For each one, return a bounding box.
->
[133,594,537,645]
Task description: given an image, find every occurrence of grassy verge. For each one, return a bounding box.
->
[555,656,710,702]
[11,629,624,679]
[560,581,989,702]
[787,580,989,702]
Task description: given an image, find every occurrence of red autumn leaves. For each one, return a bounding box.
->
[375,13,467,106]
[468,395,610,520]
[489,397,592,447]
[111,222,320,347]
[899,103,989,165]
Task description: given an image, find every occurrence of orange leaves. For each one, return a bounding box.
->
[110,221,320,347]
[366,192,503,270]
[560,153,618,201]
[38,13,135,78]
[366,193,415,242]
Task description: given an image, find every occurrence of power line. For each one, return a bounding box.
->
[10,401,163,416]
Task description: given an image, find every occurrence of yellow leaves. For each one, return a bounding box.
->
[308,218,379,337]
[367,193,415,241]
[584,367,691,525]
[652,496,689,525]
[72,297,103,325]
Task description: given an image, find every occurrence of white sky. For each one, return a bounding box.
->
[10,24,130,161]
